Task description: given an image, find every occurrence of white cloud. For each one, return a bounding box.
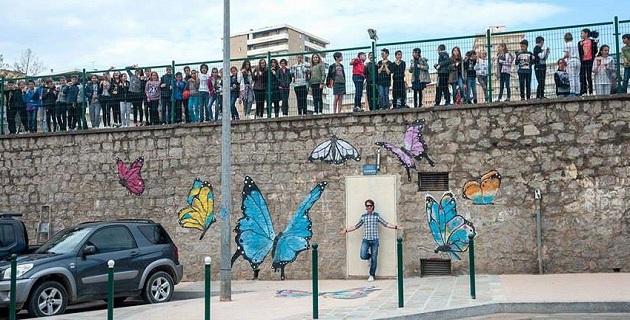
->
[0,0,566,72]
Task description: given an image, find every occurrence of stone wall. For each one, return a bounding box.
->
[1,95,628,281]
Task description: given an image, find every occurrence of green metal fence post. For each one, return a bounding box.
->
[205,256,211,320]
[468,235,476,299]
[397,238,404,308]
[614,16,622,93]
[1,78,4,135]
[266,52,272,118]
[486,29,493,102]
[312,243,319,319]
[9,254,17,320]
[171,60,176,124]
[371,41,377,110]
[81,69,87,130]
[107,260,115,320]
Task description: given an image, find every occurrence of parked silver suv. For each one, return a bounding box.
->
[0,219,183,317]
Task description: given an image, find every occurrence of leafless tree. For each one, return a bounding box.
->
[13,48,46,77]
[0,54,9,69]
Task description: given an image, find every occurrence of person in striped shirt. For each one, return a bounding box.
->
[342,199,402,282]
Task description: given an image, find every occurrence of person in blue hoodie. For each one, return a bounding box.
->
[23,80,40,133]
[35,79,46,132]
[173,72,186,123]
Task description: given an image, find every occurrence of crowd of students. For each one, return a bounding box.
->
[2,30,630,134]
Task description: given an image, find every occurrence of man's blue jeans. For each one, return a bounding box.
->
[622,67,630,94]
[360,239,379,277]
[353,75,364,108]
[198,91,209,121]
[378,85,389,110]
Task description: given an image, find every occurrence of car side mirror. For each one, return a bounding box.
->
[83,245,96,257]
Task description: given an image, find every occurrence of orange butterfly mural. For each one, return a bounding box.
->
[462,170,502,205]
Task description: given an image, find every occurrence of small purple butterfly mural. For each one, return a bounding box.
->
[376,119,435,181]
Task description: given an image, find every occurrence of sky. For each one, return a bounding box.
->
[0,0,627,74]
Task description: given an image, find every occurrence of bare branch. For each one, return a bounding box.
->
[13,48,46,77]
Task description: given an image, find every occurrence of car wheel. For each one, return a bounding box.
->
[142,271,174,303]
[26,281,68,317]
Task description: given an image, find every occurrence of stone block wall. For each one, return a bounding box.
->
[0,95,628,281]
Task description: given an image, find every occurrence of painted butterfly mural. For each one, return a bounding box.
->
[116,157,145,195]
[425,191,476,260]
[462,170,502,205]
[177,179,215,240]
[231,176,327,280]
[376,119,435,181]
[308,135,361,165]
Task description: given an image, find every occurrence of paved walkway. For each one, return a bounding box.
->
[40,273,630,320]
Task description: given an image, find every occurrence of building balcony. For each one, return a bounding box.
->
[248,44,290,56]
[247,33,289,46]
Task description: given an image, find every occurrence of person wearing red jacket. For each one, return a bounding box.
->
[350,52,366,112]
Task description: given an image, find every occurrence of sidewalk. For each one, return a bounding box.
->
[45,273,630,320]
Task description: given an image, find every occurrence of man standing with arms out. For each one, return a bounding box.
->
[350,52,366,112]
[341,199,402,282]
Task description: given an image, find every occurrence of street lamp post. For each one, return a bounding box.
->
[220,0,232,301]
[368,29,378,110]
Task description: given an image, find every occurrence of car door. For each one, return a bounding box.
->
[75,225,145,298]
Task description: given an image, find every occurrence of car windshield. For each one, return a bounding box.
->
[35,227,93,255]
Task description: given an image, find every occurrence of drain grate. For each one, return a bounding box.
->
[420,258,451,276]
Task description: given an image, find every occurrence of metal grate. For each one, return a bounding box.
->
[418,172,449,191]
[420,259,452,276]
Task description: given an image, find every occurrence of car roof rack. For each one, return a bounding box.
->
[115,219,155,223]
[1,213,24,218]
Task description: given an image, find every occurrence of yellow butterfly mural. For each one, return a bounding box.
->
[177,179,215,240]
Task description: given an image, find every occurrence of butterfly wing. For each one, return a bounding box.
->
[375,142,415,181]
[425,191,474,260]
[462,181,483,204]
[308,135,361,165]
[272,181,328,272]
[479,170,501,204]
[404,120,435,166]
[403,120,425,156]
[116,157,145,195]
[177,179,215,240]
[463,170,501,204]
[233,176,276,269]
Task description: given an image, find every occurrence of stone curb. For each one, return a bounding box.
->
[380,302,630,320]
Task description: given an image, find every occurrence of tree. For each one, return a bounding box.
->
[0,54,9,69]
[13,48,46,77]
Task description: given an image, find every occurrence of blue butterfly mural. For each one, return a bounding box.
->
[231,176,328,280]
[425,191,476,260]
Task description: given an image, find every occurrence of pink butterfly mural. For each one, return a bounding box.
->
[116,157,145,195]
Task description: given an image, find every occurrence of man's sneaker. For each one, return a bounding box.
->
[353,107,363,112]
[368,276,374,282]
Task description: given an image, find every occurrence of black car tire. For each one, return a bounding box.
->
[142,271,174,303]
[26,281,68,317]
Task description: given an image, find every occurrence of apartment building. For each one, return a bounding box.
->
[230,24,329,59]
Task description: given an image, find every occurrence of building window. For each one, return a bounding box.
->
[418,172,449,191]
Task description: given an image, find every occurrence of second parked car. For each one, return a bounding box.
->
[0,219,183,317]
